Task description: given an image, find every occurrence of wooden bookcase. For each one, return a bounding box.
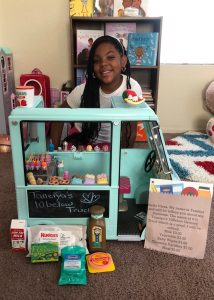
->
[70,16,162,112]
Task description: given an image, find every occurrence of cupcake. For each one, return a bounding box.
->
[97,173,108,184]
[84,174,95,184]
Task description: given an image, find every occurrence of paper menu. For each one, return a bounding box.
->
[145,179,213,259]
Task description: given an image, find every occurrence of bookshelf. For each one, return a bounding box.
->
[70,16,162,112]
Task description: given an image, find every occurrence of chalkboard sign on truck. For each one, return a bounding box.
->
[28,190,110,218]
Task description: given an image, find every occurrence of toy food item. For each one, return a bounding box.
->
[71,145,77,152]
[78,145,85,152]
[122,89,145,105]
[71,177,83,184]
[96,173,108,184]
[94,145,100,152]
[10,219,27,252]
[86,145,93,151]
[48,176,59,185]
[59,178,70,185]
[84,174,95,184]
[102,144,109,152]
[41,161,47,171]
[63,141,68,151]
[31,242,59,263]
[86,252,115,273]
[57,160,64,177]
[36,177,44,185]
[27,172,37,185]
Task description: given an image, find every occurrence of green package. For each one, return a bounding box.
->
[58,245,86,285]
[31,242,59,263]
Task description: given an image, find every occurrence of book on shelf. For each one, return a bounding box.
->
[141,87,153,98]
[127,32,159,66]
[76,68,86,86]
[94,0,113,16]
[146,101,155,107]
[142,87,152,92]
[105,22,136,50]
[70,0,93,16]
[76,29,104,65]
[136,121,147,142]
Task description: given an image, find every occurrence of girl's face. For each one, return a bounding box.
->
[93,42,127,93]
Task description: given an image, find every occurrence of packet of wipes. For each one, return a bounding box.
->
[27,225,88,256]
[58,246,87,285]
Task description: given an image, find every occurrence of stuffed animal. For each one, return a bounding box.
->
[204,81,214,114]
[203,81,214,143]
[206,117,214,143]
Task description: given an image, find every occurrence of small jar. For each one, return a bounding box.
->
[48,142,54,152]
[63,141,68,151]
[57,160,64,177]
[63,170,69,180]
[88,205,106,253]
[41,161,47,172]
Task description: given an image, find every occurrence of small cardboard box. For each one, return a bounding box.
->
[10,219,27,252]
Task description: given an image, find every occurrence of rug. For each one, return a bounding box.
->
[165,131,214,183]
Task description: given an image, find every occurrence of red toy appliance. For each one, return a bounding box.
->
[20,68,51,107]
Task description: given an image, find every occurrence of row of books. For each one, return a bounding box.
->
[76,25,159,67]
[142,88,154,107]
[70,0,145,17]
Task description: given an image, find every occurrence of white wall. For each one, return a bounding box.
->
[158,65,213,133]
[0,0,213,133]
[0,0,71,89]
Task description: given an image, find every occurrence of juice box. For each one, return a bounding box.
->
[10,219,27,252]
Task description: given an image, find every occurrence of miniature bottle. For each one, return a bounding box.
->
[57,160,64,178]
[63,170,69,180]
[63,141,68,151]
[48,139,55,152]
[88,205,106,253]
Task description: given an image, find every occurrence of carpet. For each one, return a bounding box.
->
[165,131,214,183]
[1,153,214,299]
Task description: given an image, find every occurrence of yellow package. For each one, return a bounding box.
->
[86,252,115,273]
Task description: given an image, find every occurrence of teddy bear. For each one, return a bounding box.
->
[203,81,214,143]
[206,117,214,143]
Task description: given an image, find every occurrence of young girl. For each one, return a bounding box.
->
[51,35,142,148]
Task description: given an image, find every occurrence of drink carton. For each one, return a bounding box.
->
[10,219,27,252]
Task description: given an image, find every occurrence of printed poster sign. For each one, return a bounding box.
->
[144,179,213,259]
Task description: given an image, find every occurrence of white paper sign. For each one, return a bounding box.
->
[144,179,213,259]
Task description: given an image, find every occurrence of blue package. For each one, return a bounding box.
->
[58,245,87,285]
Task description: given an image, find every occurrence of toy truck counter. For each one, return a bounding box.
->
[9,96,178,241]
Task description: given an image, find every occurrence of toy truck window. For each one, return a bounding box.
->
[21,121,112,186]
[145,121,172,178]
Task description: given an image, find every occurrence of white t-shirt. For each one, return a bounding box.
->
[66,74,142,143]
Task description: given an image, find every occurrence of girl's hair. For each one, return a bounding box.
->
[79,35,131,144]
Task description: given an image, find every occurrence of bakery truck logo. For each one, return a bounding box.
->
[80,192,100,204]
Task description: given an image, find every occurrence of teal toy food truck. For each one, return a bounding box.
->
[9,96,179,241]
